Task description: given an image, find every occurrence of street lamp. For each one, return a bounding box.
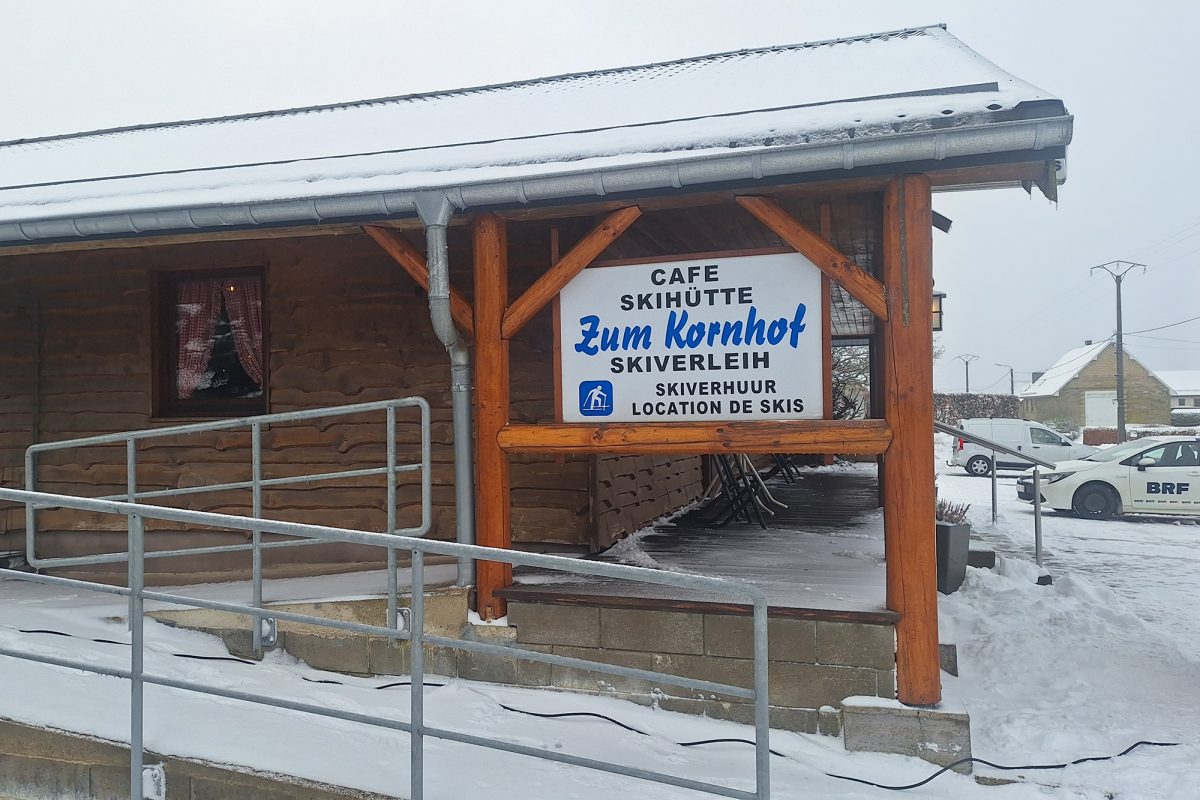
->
[932,291,946,332]
[995,363,1015,394]
[955,353,979,392]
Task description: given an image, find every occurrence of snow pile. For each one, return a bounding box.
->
[941,560,1200,799]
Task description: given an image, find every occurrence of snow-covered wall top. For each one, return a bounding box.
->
[0,24,1069,241]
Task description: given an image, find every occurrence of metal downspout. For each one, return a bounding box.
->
[415,193,475,589]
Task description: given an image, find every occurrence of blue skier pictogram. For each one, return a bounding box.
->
[578,381,613,416]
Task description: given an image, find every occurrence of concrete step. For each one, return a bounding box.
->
[149,586,475,676]
[0,718,399,800]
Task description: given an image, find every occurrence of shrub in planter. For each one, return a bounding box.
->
[1045,416,1080,439]
[934,499,970,594]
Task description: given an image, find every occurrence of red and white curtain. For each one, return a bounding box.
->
[175,279,222,398]
[174,277,263,398]
[223,277,264,385]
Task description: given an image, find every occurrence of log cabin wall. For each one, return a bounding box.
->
[0,191,884,581]
[0,303,37,546]
[0,229,590,580]
[592,454,705,551]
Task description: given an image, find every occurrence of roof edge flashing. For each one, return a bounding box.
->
[0,113,1072,248]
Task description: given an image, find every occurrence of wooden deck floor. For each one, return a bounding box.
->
[502,465,895,624]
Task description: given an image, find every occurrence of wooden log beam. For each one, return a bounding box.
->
[879,174,940,706]
[497,419,892,456]
[820,202,835,466]
[501,206,641,339]
[362,225,475,338]
[472,213,512,619]
[735,195,889,320]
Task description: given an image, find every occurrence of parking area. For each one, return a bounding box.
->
[937,461,1200,662]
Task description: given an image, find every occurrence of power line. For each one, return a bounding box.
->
[1129,218,1200,259]
[1007,273,1100,331]
[977,372,1008,392]
[1124,314,1200,336]
[1127,333,1200,344]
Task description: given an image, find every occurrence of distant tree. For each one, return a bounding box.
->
[831,344,869,419]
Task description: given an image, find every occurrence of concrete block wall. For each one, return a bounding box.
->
[505,602,896,734]
[155,592,895,737]
[0,719,395,800]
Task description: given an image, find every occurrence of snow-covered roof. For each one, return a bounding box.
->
[0,24,1071,247]
[1020,341,1113,398]
[1157,370,1200,396]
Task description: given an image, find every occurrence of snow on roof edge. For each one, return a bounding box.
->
[1020,341,1174,399]
[0,23,950,149]
[1019,341,1111,398]
[1156,370,1200,396]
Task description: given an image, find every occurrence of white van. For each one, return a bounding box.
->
[951,418,1097,476]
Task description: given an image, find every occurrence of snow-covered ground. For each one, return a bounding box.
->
[1,576,1039,800]
[936,435,1200,798]
[0,447,1197,798]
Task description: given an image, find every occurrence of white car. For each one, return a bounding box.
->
[1016,436,1200,520]
[952,418,1096,477]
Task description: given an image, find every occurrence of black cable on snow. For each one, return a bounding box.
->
[9,623,1184,790]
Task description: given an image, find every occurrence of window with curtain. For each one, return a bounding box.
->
[156,269,266,416]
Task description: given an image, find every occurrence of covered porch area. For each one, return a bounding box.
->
[496,463,897,734]
[506,464,889,620]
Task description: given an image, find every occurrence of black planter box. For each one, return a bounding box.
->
[935,521,970,594]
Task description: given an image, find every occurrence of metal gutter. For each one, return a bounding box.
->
[414,193,476,589]
[0,114,1072,247]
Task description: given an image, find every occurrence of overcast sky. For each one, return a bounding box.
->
[2,1,1197,393]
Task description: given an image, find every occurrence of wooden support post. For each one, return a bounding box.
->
[880,175,940,706]
[473,213,512,619]
[819,202,835,466]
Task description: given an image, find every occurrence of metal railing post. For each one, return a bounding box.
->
[990,448,998,523]
[410,548,425,800]
[251,423,264,657]
[387,407,398,635]
[2,480,772,800]
[127,440,137,633]
[24,447,36,565]
[1033,466,1044,567]
[752,597,770,800]
[128,512,145,800]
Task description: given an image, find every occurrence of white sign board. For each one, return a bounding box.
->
[558,253,824,423]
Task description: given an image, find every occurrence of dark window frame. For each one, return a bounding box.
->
[153,266,269,418]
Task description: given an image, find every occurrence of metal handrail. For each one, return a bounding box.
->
[935,420,1052,567]
[0,485,771,800]
[24,397,432,654]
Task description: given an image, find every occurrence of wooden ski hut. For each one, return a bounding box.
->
[0,24,1071,715]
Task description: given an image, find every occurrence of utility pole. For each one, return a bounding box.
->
[1091,261,1145,442]
[996,363,1015,394]
[955,353,979,392]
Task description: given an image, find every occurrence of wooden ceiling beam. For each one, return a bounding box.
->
[362,225,475,338]
[735,195,889,321]
[501,206,641,339]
